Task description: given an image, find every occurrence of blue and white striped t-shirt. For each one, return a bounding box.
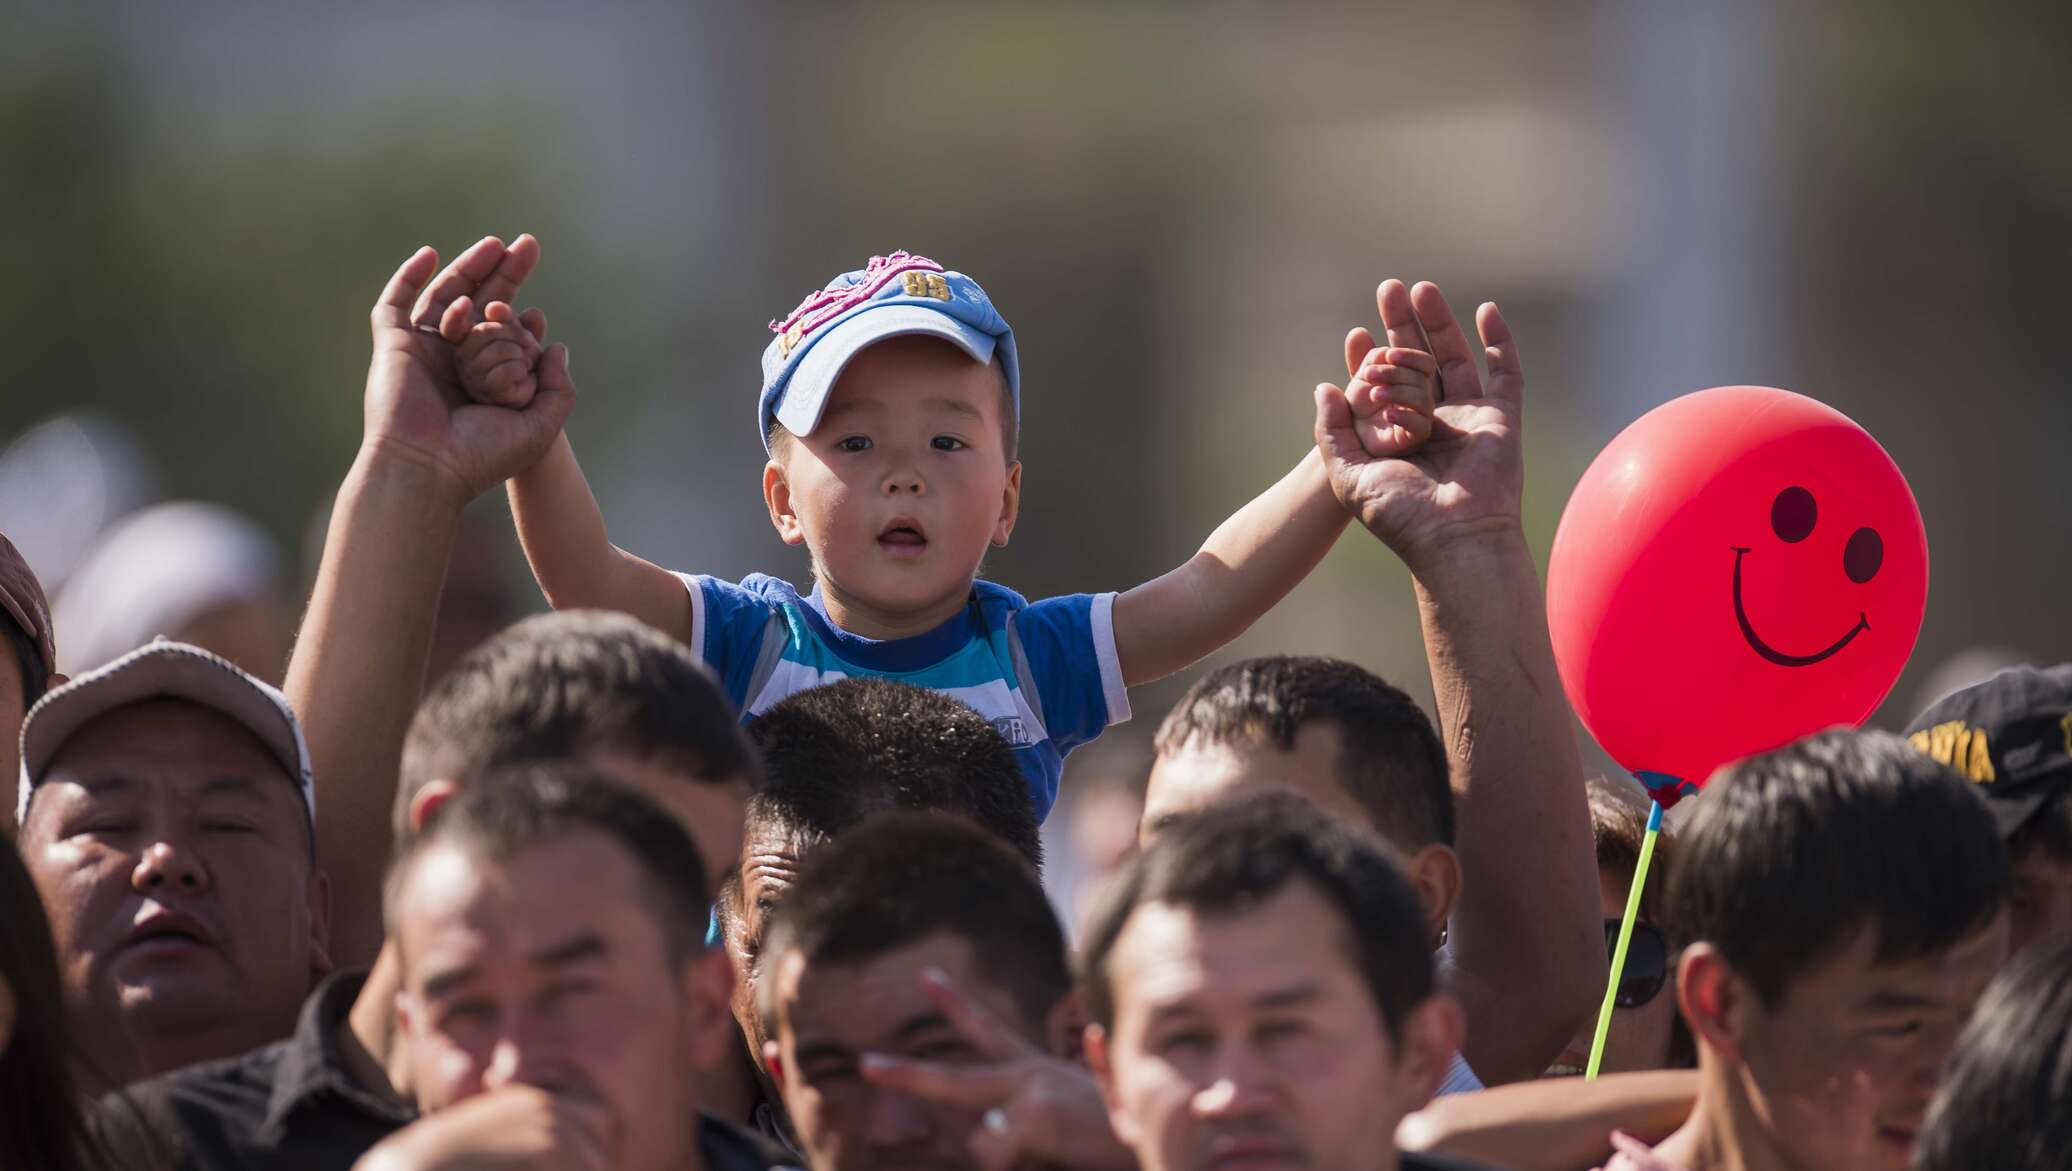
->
[679,573,1129,822]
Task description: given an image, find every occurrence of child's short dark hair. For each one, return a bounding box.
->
[757,811,1068,1034]
[385,765,712,968]
[1915,935,2072,1171]
[1079,792,1435,1044]
[1154,655,1453,850]
[1666,729,2011,1008]
[744,678,1041,869]
[396,611,759,837]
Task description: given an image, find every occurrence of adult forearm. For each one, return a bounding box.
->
[1397,1070,1697,1171]
[1409,527,1601,1083]
[287,444,465,968]
[1117,448,1348,685]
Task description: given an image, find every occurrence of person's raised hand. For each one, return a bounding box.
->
[857,969,1135,1171]
[1315,278,1525,569]
[350,1083,617,1171]
[363,236,573,507]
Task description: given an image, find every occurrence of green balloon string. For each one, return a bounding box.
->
[1586,799,1663,1079]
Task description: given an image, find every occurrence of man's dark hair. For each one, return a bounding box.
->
[757,812,1067,1035]
[1915,935,2072,1171]
[396,610,759,835]
[385,765,711,967]
[1667,729,2011,1009]
[1154,656,1453,850]
[1080,792,1435,1044]
[744,678,1041,869]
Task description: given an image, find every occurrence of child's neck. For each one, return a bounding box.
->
[816,577,974,642]
[1651,1059,1796,1171]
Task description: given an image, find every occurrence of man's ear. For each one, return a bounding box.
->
[1403,844,1463,948]
[1083,1024,1140,1149]
[408,780,460,833]
[762,1038,788,1095]
[1677,943,1748,1063]
[1394,992,1467,1114]
[306,869,335,981]
[1045,987,1088,1060]
[991,461,1023,548]
[763,460,805,546]
[684,947,738,1073]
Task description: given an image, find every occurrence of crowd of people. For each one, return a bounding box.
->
[1,235,2067,1171]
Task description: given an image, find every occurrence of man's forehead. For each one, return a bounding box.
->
[1782,914,2011,1010]
[1109,891,1355,1015]
[784,931,992,1043]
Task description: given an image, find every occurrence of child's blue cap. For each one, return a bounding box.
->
[758,251,1020,452]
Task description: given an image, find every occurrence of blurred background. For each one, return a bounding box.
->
[7,3,2069,925]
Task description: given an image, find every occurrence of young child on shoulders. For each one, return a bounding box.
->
[448,250,1435,818]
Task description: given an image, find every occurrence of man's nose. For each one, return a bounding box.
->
[1191,1048,1278,1119]
[481,1035,529,1092]
[132,836,209,894]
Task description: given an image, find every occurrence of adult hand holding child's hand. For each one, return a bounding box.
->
[362,234,573,507]
[1314,278,1525,571]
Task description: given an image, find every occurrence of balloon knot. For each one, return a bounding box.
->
[1635,770,1699,810]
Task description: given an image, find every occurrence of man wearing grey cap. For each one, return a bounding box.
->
[2,528,62,834]
[14,638,331,1091]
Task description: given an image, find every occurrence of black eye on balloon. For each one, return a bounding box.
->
[1771,486,1817,543]
[1844,528,1883,583]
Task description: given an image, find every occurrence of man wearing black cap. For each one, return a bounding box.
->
[14,638,332,1092]
[1906,663,2072,952]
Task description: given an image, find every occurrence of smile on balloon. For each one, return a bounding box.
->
[1729,546,1869,668]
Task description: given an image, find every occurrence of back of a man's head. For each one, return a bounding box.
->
[396,610,758,833]
[745,677,1041,868]
[1669,728,2011,1008]
[1152,655,1452,850]
[758,811,1068,1036]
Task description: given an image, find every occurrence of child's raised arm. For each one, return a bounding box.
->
[507,433,696,646]
[1109,330,1435,687]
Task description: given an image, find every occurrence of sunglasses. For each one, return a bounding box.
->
[1604,918,1669,1009]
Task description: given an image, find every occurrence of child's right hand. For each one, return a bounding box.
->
[1341,339,1437,458]
[441,296,549,409]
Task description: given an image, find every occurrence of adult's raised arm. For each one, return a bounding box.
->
[287,236,571,967]
[1316,279,1601,1085]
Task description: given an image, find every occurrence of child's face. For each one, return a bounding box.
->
[765,336,1020,627]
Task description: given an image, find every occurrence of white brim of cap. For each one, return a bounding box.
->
[17,638,315,825]
[775,304,999,439]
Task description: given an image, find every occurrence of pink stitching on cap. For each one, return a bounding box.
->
[768,251,945,342]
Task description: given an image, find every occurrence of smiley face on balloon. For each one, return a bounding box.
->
[1548,386,1928,802]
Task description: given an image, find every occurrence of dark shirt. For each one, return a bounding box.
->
[95,969,411,1171]
[93,969,798,1171]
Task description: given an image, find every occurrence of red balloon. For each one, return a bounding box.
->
[1547,386,1927,805]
